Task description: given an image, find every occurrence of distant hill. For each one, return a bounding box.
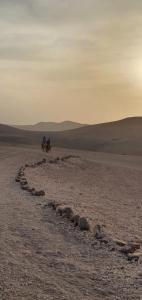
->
[1,117,142,155]
[14,121,87,132]
[55,117,142,155]
[0,124,20,134]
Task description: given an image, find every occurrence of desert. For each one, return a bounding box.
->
[1,1,142,298]
[0,122,141,299]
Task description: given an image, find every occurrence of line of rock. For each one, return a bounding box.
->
[48,200,90,231]
[15,157,142,263]
[47,200,141,262]
[15,158,46,197]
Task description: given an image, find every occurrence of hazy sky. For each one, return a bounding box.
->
[0,0,142,124]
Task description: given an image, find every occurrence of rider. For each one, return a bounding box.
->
[42,136,46,144]
[47,137,50,146]
[46,137,51,152]
[41,136,46,151]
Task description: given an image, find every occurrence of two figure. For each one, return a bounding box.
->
[41,136,51,152]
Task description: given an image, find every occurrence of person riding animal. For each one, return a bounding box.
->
[46,137,51,152]
[41,136,51,152]
[41,136,46,152]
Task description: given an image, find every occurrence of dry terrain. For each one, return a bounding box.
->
[26,148,142,244]
[0,144,141,299]
[1,117,142,155]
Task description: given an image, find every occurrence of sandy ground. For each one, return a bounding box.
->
[26,148,142,244]
[0,145,141,300]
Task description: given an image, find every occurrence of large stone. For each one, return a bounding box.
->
[79,217,90,231]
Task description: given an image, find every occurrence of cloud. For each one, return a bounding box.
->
[0,0,141,26]
[0,0,142,123]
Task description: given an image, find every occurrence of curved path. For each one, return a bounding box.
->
[0,145,141,300]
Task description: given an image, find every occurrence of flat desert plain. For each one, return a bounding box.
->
[0,144,141,300]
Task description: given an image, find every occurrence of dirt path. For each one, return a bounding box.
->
[0,145,141,300]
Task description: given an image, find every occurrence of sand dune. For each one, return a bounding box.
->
[55,117,142,155]
[1,117,142,155]
[14,121,86,132]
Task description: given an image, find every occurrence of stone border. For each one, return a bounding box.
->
[48,200,90,231]
[15,157,142,263]
[42,199,142,263]
[15,158,46,197]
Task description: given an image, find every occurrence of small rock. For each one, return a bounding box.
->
[120,243,140,255]
[110,247,115,252]
[119,247,130,255]
[25,164,29,168]
[28,188,35,193]
[31,190,36,196]
[37,161,43,166]
[114,239,127,247]
[48,200,55,208]
[100,238,109,245]
[127,242,140,253]
[49,160,54,164]
[72,215,80,227]
[47,200,59,210]
[15,177,20,182]
[62,207,74,219]
[18,172,25,178]
[34,190,45,196]
[19,166,24,171]
[94,224,105,240]
[79,217,90,231]
[21,185,29,191]
[20,180,28,186]
[56,207,63,216]
[20,177,26,181]
[52,202,59,210]
[54,157,60,163]
[128,252,142,262]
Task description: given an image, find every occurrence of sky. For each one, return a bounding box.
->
[0,0,142,125]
